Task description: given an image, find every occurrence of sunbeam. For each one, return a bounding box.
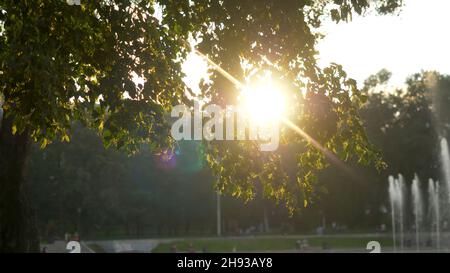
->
[189,44,355,176]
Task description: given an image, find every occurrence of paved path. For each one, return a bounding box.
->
[86,239,174,253]
[41,240,95,253]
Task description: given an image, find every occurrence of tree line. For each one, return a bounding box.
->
[25,70,450,239]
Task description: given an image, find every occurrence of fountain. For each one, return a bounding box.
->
[397,175,405,250]
[428,179,440,250]
[388,137,450,252]
[441,138,450,224]
[411,174,423,251]
[441,138,450,200]
[388,176,397,251]
[388,174,405,251]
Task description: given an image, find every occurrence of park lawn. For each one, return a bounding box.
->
[152,235,393,253]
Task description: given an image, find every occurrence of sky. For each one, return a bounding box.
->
[183,0,450,91]
[317,0,450,88]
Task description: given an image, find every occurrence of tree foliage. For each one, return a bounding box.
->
[1,0,403,215]
[195,0,401,212]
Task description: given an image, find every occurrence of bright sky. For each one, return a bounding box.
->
[183,0,450,91]
[317,0,450,88]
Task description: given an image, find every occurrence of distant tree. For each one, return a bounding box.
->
[27,124,217,238]
[361,70,450,179]
[308,70,450,230]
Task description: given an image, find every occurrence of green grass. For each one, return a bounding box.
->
[152,235,393,253]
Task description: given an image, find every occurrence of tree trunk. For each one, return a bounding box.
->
[0,115,39,252]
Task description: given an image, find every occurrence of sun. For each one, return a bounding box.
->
[239,76,286,126]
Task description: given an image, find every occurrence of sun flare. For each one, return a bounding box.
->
[239,77,286,126]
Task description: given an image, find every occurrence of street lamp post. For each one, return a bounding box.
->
[217,191,222,237]
[77,207,82,236]
[0,95,3,129]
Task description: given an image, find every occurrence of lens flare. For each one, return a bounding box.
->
[239,77,286,126]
